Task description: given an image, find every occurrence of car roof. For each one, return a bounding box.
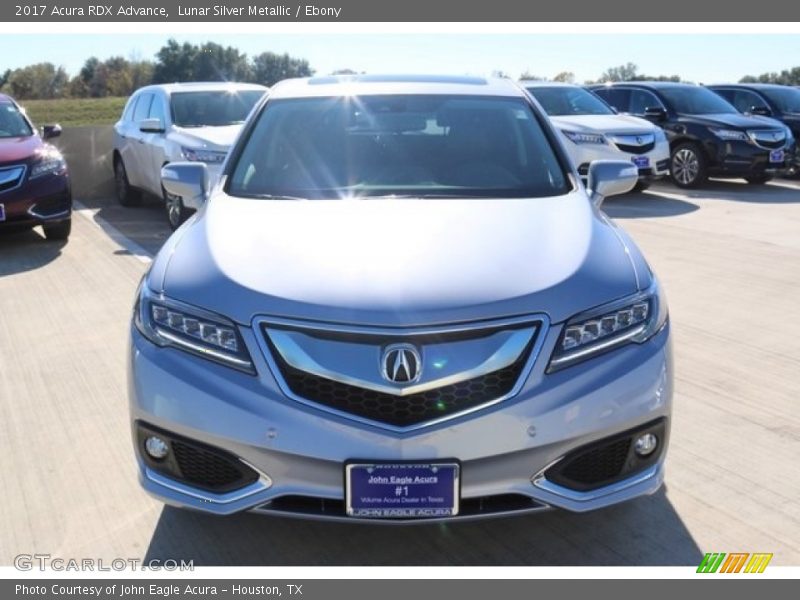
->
[520,81,580,89]
[136,82,269,95]
[589,81,696,91]
[268,74,527,99]
[706,83,793,91]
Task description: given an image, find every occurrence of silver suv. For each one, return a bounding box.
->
[129,75,673,522]
[112,82,267,229]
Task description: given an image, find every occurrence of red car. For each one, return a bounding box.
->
[0,93,71,240]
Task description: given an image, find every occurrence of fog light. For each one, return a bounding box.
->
[634,433,658,457]
[144,436,169,460]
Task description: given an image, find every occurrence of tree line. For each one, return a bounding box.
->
[0,39,314,100]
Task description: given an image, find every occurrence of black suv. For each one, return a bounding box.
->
[589,82,795,187]
[707,83,800,174]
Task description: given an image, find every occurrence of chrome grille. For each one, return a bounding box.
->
[748,129,786,150]
[607,133,656,154]
[0,165,26,194]
[258,316,546,431]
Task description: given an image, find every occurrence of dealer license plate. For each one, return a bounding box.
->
[632,156,650,168]
[770,149,785,164]
[346,462,460,519]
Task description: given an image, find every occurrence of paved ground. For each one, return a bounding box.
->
[1,179,799,566]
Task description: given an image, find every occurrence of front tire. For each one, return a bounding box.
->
[670,143,707,188]
[43,218,71,241]
[114,159,141,207]
[164,189,191,230]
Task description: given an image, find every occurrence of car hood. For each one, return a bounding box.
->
[550,114,657,134]
[679,112,785,130]
[0,135,43,164]
[156,191,642,327]
[169,125,242,151]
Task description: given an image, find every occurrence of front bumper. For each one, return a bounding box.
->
[570,139,671,181]
[704,139,795,177]
[0,171,71,230]
[129,319,673,522]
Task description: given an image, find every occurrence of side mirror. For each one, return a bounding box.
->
[587,160,639,207]
[750,106,772,117]
[643,107,667,122]
[42,124,62,140]
[161,162,209,210]
[139,118,165,133]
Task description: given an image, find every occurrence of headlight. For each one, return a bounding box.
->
[548,279,668,372]
[709,128,749,142]
[561,130,607,145]
[134,280,254,373]
[30,150,67,179]
[181,146,227,164]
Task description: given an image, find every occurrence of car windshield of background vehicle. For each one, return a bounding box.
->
[229,95,570,200]
[527,86,614,116]
[761,87,800,114]
[659,86,739,115]
[170,90,265,127]
[0,102,33,138]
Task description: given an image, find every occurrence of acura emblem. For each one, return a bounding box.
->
[636,136,643,144]
[381,344,422,384]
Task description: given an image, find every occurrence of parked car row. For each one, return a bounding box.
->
[523,80,800,189]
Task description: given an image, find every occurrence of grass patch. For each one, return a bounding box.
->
[19,96,128,128]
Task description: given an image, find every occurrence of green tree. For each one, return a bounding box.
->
[251,52,314,86]
[597,62,640,83]
[553,71,575,83]
[193,42,251,82]
[4,63,69,99]
[153,39,199,83]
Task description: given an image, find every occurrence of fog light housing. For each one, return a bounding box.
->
[144,436,169,460]
[634,433,658,457]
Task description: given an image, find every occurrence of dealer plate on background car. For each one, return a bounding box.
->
[345,462,460,518]
[770,149,785,164]
[632,156,650,168]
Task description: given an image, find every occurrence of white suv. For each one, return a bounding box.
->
[113,82,267,228]
[523,82,670,190]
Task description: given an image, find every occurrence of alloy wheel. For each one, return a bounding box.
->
[672,148,700,185]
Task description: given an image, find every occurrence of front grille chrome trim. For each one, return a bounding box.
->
[264,325,537,397]
[252,314,550,433]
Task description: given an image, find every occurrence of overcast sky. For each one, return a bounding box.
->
[2,34,799,83]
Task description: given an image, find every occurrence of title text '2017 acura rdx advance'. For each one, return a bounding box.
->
[0,93,71,240]
[590,81,795,187]
[129,75,673,522]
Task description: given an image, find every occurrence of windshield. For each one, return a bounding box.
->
[0,102,33,138]
[659,86,738,115]
[228,95,569,200]
[761,87,800,114]
[526,86,614,116]
[170,90,265,127]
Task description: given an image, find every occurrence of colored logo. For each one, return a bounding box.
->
[697,552,773,573]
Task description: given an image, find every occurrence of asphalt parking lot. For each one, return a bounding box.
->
[1,179,799,566]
